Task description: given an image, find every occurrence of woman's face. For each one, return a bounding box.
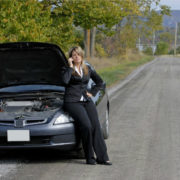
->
[71,51,82,64]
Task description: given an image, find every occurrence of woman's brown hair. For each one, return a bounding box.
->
[69,46,89,76]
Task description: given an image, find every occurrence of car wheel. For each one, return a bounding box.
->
[103,108,109,139]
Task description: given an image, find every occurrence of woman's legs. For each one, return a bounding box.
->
[84,100,109,162]
[64,100,109,162]
[64,102,94,161]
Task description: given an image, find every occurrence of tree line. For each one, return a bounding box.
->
[0,0,170,57]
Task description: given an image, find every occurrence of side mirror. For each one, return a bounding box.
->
[102,82,106,90]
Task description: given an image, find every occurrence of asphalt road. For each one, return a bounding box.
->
[1,56,180,180]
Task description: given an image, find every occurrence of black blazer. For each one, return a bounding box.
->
[61,64,104,102]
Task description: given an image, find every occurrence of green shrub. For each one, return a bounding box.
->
[155,41,169,55]
[168,49,174,54]
[169,46,180,55]
[95,43,108,57]
[177,46,180,54]
[143,47,153,55]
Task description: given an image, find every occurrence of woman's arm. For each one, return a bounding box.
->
[87,65,104,96]
[60,58,74,85]
[60,66,74,85]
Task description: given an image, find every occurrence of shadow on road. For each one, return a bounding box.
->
[0,149,84,164]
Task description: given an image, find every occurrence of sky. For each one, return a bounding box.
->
[159,0,180,10]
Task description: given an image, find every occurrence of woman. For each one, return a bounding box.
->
[61,46,112,165]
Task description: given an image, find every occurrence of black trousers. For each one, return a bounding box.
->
[64,99,109,162]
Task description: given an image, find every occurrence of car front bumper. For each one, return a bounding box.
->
[0,122,77,150]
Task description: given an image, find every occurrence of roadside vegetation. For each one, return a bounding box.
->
[88,51,153,87]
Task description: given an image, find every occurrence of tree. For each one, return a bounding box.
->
[102,0,170,55]
[159,32,173,46]
[115,16,139,54]
[0,0,77,51]
[50,0,141,57]
[0,0,52,42]
[138,4,170,44]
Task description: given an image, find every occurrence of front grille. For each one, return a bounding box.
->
[0,134,76,146]
[25,119,47,125]
[0,136,51,146]
[0,120,14,125]
[0,118,47,126]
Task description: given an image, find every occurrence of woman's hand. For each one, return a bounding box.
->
[86,91,93,97]
[68,58,74,68]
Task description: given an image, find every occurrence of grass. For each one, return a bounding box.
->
[88,52,154,87]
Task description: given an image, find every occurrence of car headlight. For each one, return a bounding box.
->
[54,114,74,125]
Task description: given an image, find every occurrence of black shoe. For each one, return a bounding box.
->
[86,158,96,165]
[96,159,112,165]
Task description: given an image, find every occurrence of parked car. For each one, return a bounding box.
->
[0,42,110,154]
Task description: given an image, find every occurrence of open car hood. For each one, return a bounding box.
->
[0,42,69,88]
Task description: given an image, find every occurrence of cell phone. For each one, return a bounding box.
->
[71,58,74,64]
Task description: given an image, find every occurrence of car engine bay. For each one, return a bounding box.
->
[0,92,64,126]
[0,97,63,113]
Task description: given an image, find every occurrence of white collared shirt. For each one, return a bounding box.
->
[74,66,86,101]
[74,66,83,78]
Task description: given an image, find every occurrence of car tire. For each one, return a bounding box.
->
[102,108,109,139]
